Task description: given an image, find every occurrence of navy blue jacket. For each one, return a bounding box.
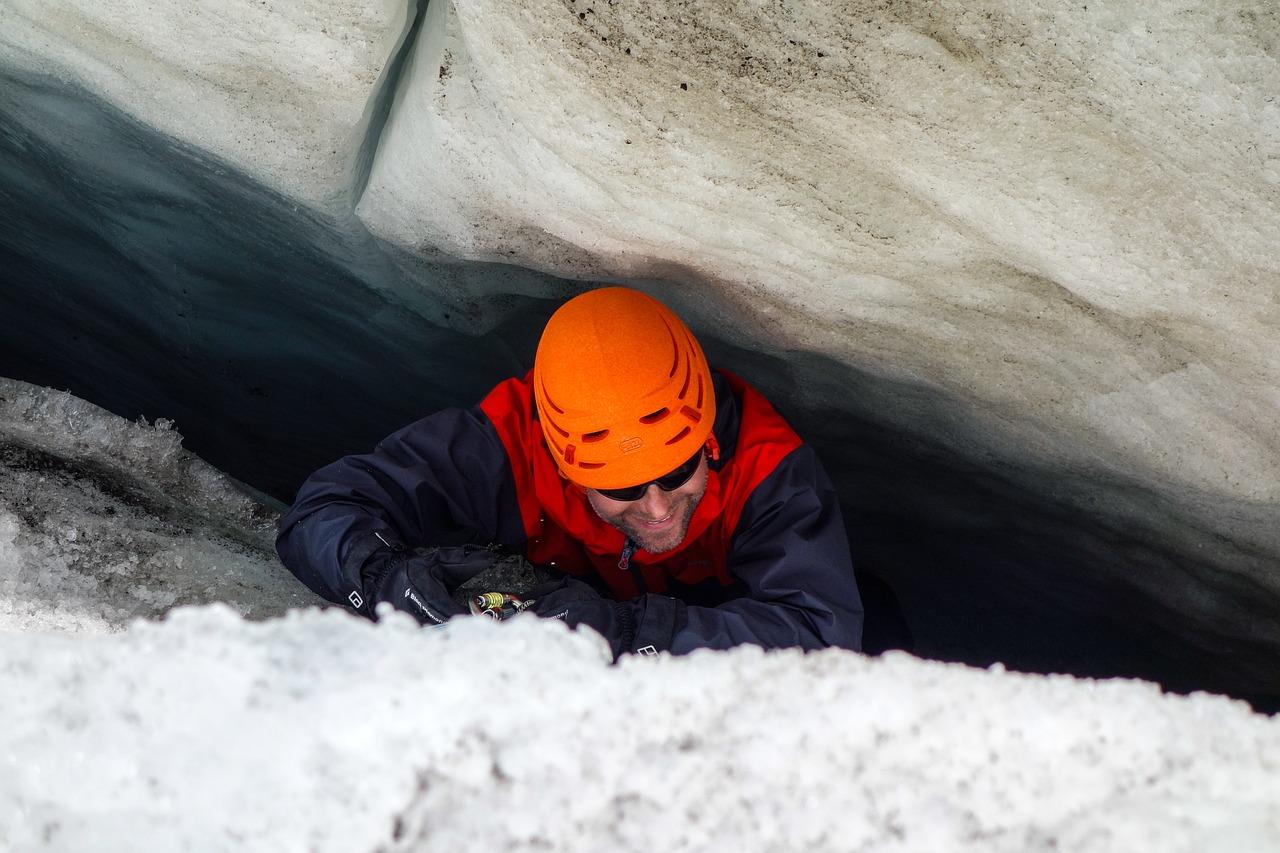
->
[276,370,863,655]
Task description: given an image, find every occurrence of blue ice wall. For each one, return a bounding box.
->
[0,66,570,499]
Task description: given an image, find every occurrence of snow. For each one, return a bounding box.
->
[9,608,1280,853]
[2,378,1279,851]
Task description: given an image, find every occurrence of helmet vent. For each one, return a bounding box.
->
[583,429,609,443]
[564,444,576,464]
[540,384,566,414]
[678,361,692,399]
[639,408,669,424]
[665,426,692,445]
[680,405,701,423]
[665,320,681,378]
[695,373,704,408]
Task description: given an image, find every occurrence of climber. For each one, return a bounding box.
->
[276,287,864,658]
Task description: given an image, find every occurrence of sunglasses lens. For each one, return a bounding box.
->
[596,451,702,501]
[656,453,702,489]
[597,484,646,502]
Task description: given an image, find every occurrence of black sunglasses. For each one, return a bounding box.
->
[595,450,704,502]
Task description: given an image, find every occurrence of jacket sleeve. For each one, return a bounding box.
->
[275,407,526,615]
[643,444,865,655]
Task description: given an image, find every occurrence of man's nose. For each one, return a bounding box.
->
[636,484,674,518]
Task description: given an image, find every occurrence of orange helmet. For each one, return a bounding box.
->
[533,287,715,490]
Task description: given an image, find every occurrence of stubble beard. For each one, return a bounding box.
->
[592,486,706,555]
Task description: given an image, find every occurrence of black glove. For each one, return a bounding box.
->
[366,551,470,626]
[530,578,636,660]
[358,542,546,626]
[526,576,605,608]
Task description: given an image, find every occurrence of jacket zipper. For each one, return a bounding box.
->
[619,537,648,595]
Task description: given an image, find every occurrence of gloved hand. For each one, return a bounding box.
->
[526,576,605,609]
[374,553,470,626]
[362,543,538,626]
[529,578,635,660]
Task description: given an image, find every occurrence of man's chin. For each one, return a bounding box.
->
[628,524,689,555]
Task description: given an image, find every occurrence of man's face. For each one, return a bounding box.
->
[585,454,709,554]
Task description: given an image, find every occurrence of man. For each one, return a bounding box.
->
[277,287,864,658]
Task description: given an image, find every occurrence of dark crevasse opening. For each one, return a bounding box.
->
[2,65,1277,714]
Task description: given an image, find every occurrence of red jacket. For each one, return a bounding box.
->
[277,369,864,654]
[482,369,801,599]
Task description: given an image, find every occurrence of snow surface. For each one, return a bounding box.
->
[2,379,1279,851]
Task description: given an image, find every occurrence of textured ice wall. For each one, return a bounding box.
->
[0,379,324,632]
[0,0,412,212]
[0,0,567,500]
[363,0,1280,507]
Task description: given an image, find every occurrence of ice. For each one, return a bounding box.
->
[360,0,1280,505]
[0,0,413,211]
[0,378,324,634]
